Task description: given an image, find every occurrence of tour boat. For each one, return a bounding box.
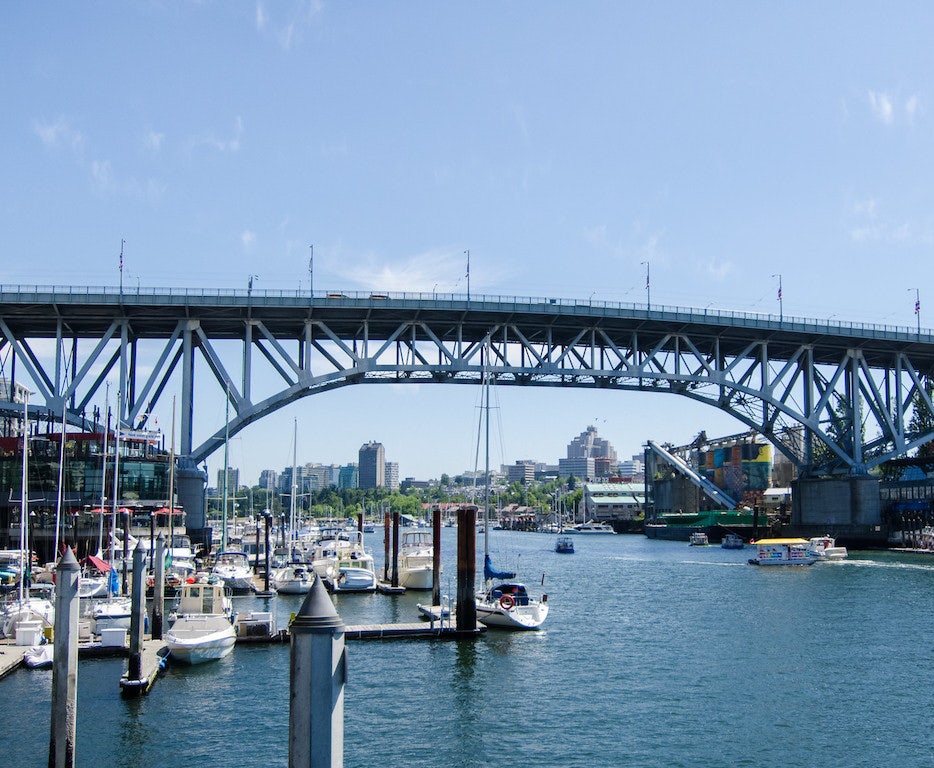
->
[689,532,709,546]
[748,538,818,566]
[721,533,745,549]
[555,535,575,554]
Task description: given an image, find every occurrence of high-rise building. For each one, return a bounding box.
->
[338,464,358,490]
[385,461,399,490]
[217,466,240,494]
[566,425,617,461]
[258,469,278,491]
[358,441,386,489]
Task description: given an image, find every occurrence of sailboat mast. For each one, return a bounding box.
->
[110,394,122,585]
[289,418,297,550]
[98,385,110,556]
[168,395,176,554]
[483,363,490,558]
[221,387,230,552]
[18,393,28,607]
[53,402,67,559]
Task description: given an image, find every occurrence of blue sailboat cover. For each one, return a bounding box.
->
[484,553,515,581]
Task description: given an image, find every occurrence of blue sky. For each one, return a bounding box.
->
[3,3,934,486]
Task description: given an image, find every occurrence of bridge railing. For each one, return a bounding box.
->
[0,283,930,341]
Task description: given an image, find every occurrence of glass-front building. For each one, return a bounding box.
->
[0,430,174,560]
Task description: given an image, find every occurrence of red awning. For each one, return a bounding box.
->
[154,507,185,516]
[83,554,111,573]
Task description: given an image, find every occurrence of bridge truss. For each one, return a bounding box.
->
[2,287,934,477]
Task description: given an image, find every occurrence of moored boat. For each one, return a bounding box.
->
[568,521,616,534]
[721,533,745,549]
[689,532,709,546]
[398,530,438,590]
[165,581,236,664]
[475,580,549,630]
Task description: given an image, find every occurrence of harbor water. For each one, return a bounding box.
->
[2,530,933,767]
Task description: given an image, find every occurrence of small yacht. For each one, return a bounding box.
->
[721,533,745,549]
[555,535,575,554]
[165,581,236,664]
[211,551,254,593]
[568,521,617,534]
[689,532,709,546]
[398,530,438,590]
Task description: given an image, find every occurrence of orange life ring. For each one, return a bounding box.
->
[499,594,515,610]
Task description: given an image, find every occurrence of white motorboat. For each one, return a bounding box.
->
[272,562,314,594]
[89,595,133,633]
[398,530,438,590]
[568,521,617,534]
[211,551,254,593]
[165,582,236,664]
[689,532,709,546]
[721,533,745,549]
[807,536,848,560]
[748,538,818,566]
[24,643,54,668]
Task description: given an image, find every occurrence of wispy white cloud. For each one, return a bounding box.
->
[144,130,165,151]
[241,230,257,250]
[849,197,919,243]
[255,0,324,52]
[193,116,244,153]
[868,90,921,125]
[332,247,481,293]
[33,117,84,152]
[701,257,732,281]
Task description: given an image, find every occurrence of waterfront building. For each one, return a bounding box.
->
[358,442,385,489]
[583,482,644,529]
[0,428,174,561]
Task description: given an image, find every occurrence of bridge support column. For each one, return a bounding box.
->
[176,457,210,554]
[791,475,885,545]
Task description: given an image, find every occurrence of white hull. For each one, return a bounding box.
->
[166,615,236,664]
[399,565,434,590]
[1,598,55,639]
[327,566,377,592]
[476,600,549,630]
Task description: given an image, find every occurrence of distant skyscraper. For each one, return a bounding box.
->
[385,461,399,490]
[566,426,617,461]
[358,442,385,489]
[339,464,359,490]
[217,466,240,493]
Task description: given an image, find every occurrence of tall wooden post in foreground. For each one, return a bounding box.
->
[455,505,477,631]
[431,507,442,608]
[289,574,346,768]
[49,547,79,768]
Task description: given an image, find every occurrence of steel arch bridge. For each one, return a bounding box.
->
[2,285,934,477]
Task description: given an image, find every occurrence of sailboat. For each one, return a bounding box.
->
[0,393,55,641]
[272,419,312,594]
[472,352,549,631]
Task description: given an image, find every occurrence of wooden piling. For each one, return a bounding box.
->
[455,505,477,632]
[432,507,441,607]
[151,533,165,640]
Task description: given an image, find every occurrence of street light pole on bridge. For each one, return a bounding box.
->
[772,273,783,322]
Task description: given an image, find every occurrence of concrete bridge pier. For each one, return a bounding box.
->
[791,475,886,546]
[175,457,209,553]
